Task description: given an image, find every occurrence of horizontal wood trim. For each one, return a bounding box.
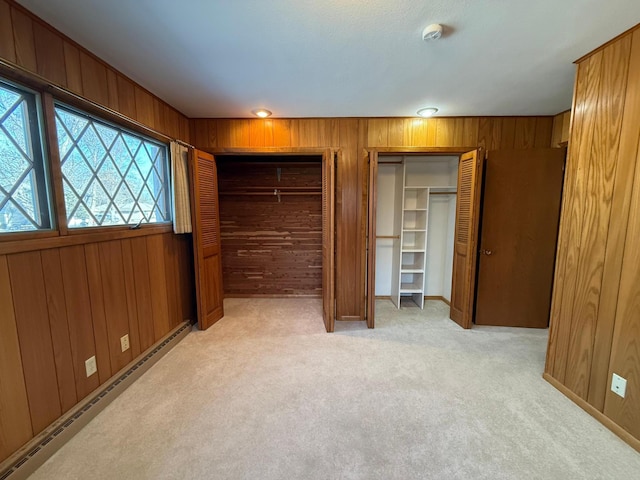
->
[0,225,173,255]
[0,230,59,243]
[370,147,476,154]
[205,147,336,155]
[543,373,640,454]
[574,22,640,64]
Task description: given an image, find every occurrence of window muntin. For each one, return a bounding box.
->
[55,105,171,228]
[0,80,52,233]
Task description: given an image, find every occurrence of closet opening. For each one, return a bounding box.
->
[366,148,483,329]
[216,154,323,296]
[197,149,336,332]
[373,155,458,309]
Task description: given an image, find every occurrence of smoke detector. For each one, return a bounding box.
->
[422,24,443,41]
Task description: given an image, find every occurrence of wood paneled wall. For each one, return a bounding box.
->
[192,116,554,318]
[545,25,640,449]
[0,0,189,141]
[0,0,195,464]
[0,233,195,461]
[551,110,571,146]
[217,160,322,296]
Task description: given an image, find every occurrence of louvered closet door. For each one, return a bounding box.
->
[190,149,224,330]
[450,149,484,329]
[322,149,336,332]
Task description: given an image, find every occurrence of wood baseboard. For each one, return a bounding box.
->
[543,373,640,454]
[424,295,451,306]
[0,321,193,480]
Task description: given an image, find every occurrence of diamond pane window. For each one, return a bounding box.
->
[55,105,171,228]
[0,79,52,233]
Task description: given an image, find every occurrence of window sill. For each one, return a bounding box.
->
[0,223,176,255]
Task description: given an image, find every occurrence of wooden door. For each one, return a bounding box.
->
[450,149,484,329]
[475,148,566,327]
[366,150,378,328]
[189,149,224,330]
[322,149,336,332]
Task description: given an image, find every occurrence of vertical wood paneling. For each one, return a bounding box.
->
[604,143,640,438]
[40,249,78,413]
[134,86,155,127]
[534,117,554,147]
[32,23,67,87]
[116,74,137,119]
[84,244,112,383]
[564,37,631,399]
[121,240,142,357]
[367,118,388,147]
[58,246,100,400]
[163,234,180,327]
[147,235,171,340]
[130,237,155,351]
[98,241,132,373]
[10,6,37,72]
[514,117,537,148]
[549,52,604,383]
[0,255,33,463]
[589,29,640,410]
[62,42,83,95]
[8,252,62,434]
[106,68,119,112]
[79,51,109,106]
[0,0,16,63]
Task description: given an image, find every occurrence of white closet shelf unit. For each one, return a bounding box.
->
[375,155,458,310]
[397,160,456,309]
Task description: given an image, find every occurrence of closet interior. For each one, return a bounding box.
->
[215,155,323,297]
[375,156,458,308]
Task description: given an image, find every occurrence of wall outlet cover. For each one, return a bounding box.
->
[120,334,130,352]
[611,373,627,398]
[85,356,97,377]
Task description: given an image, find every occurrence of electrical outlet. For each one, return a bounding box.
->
[85,356,97,377]
[611,373,627,398]
[120,334,130,352]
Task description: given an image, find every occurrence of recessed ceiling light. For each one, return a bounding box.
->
[417,107,438,117]
[252,109,272,118]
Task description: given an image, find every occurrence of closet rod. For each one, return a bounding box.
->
[430,191,457,195]
[376,235,400,239]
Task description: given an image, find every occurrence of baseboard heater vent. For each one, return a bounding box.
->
[0,321,192,480]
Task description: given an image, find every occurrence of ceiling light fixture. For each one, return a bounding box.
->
[417,107,439,117]
[422,23,444,41]
[252,109,272,118]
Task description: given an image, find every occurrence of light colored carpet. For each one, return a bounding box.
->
[29,298,640,480]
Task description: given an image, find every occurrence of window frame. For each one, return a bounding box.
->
[0,77,56,238]
[53,101,172,233]
[0,69,175,249]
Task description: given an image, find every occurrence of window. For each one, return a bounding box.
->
[0,79,52,233]
[55,105,171,228]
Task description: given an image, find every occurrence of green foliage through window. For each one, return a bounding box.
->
[55,105,171,228]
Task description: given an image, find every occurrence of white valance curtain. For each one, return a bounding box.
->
[170,141,192,234]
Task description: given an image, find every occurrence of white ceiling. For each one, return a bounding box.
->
[17,0,640,118]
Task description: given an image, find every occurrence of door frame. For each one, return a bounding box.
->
[364,146,477,329]
[203,146,338,332]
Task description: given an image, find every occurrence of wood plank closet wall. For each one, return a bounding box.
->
[545,24,640,452]
[0,0,195,463]
[191,117,554,319]
[217,158,323,296]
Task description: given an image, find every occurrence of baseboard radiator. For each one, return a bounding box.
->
[0,321,193,480]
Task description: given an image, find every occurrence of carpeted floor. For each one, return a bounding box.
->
[29,298,640,479]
